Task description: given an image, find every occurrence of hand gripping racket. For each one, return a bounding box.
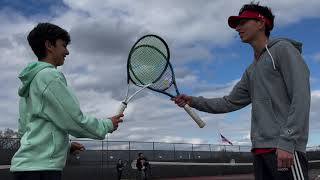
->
[147,62,206,128]
[117,34,170,114]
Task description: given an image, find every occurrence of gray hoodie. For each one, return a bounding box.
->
[191,38,310,153]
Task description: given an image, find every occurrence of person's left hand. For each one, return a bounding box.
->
[276,148,293,170]
[70,142,85,155]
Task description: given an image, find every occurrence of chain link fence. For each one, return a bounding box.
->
[1,138,320,179]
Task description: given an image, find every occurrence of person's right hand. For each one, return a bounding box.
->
[171,94,192,107]
[70,142,85,155]
[110,114,124,130]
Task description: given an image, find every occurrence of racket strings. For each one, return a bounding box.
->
[134,36,169,59]
[149,65,174,91]
[128,36,169,86]
[129,46,167,85]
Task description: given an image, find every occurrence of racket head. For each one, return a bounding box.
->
[127,34,170,87]
[147,62,179,98]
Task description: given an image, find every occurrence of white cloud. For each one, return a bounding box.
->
[313,52,320,63]
[265,0,320,26]
[310,91,320,132]
[0,0,320,147]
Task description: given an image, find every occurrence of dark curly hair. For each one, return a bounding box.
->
[27,22,71,60]
[239,2,275,37]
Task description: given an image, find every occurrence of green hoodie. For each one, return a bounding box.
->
[11,61,114,171]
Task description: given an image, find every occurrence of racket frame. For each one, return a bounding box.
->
[127,34,170,87]
[118,34,170,114]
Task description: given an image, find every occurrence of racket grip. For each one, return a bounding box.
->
[117,102,127,114]
[183,104,206,128]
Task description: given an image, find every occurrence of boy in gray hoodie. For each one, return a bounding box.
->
[173,2,310,180]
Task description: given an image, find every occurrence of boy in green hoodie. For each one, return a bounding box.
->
[10,22,124,180]
[173,2,310,180]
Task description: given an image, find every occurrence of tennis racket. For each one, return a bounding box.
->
[117,34,170,114]
[148,62,206,128]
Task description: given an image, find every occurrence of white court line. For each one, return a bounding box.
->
[130,160,320,169]
[149,162,252,166]
[2,160,320,170]
[130,160,251,169]
[0,165,10,170]
[309,160,320,163]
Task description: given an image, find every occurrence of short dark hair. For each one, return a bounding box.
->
[27,22,71,60]
[239,2,275,37]
[138,153,143,156]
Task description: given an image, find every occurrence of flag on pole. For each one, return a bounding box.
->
[220,133,233,145]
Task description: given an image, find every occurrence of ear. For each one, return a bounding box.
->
[257,19,266,30]
[45,40,53,52]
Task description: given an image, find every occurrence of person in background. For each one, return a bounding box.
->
[116,159,125,180]
[136,153,150,180]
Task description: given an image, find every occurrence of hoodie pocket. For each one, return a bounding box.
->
[50,130,69,159]
[252,98,280,139]
[50,132,56,159]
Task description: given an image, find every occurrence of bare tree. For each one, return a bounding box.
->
[0,128,20,150]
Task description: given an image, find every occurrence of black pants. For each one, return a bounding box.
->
[254,151,308,180]
[117,170,122,180]
[13,171,62,180]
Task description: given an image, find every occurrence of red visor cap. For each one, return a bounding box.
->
[228,11,272,29]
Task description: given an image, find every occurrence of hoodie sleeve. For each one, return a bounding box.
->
[191,70,251,113]
[275,41,310,153]
[17,99,27,137]
[41,75,114,140]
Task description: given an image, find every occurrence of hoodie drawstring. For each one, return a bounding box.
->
[265,44,276,70]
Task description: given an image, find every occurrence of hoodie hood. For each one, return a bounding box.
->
[18,61,54,97]
[263,38,303,70]
[267,37,303,53]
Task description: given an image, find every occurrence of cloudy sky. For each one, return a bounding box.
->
[0,0,319,147]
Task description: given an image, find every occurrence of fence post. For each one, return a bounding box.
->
[152,142,155,160]
[192,144,194,160]
[106,139,108,166]
[101,140,104,179]
[173,143,176,160]
[128,141,131,162]
[209,144,212,159]
[102,140,105,164]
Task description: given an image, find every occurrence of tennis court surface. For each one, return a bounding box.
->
[161,173,254,180]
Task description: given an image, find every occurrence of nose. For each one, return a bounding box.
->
[66,48,69,55]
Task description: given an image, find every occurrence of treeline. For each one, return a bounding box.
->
[0,128,19,150]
